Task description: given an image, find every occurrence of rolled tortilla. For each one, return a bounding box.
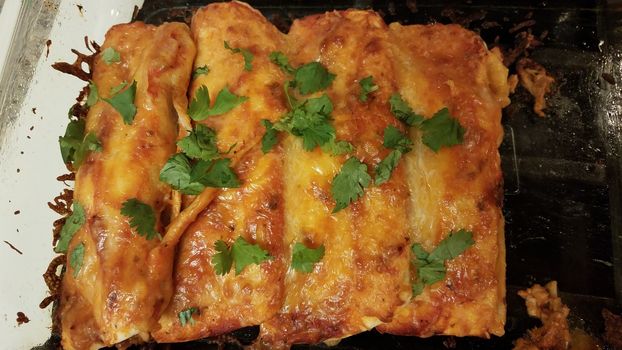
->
[152,2,289,343]
[58,22,195,349]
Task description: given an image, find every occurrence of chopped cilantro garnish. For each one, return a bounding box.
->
[293,62,336,95]
[269,51,295,75]
[375,125,412,185]
[231,236,271,275]
[389,93,424,127]
[331,157,372,213]
[177,124,219,161]
[224,41,254,71]
[54,202,86,254]
[291,243,325,273]
[270,57,347,155]
[69,242,85,278]
[59,119,85,165]
[389,94,465,152]
[103,80,137,125]
[160,154,240,194]
[178,307,199,327]
[72,132,102,168]
[101,47,120,65]
[188,85,248,121]
[359,76,378,102]
[192,65,210,79]
[120,198,159,240]
[383,125,413,153]
[159,153,205,195]
[189,158,240,188]
[274,94,348,152]
[420,108,465,152]
[109,81,128,95]
[86,82,99,107]
[283,80,298,109]
[212,240,233,275]
[411,229,474,296]
[269,53,335,95]
[212,237,272,275]
[375,150,402,185]
[321,139,354,156]
[260,119,278,154]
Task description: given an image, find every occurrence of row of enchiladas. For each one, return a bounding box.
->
[54,2,511,349]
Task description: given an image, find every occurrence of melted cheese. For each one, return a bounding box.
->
[260,10,412,347]
[152,2,289,343]
[376,23,509,337]
[58,22,195,350]
[58,3,510,348]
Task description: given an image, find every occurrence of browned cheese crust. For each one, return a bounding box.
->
[260,10,412,347]
[376,22,509,338]
[57,2,510,348]
[152,2,289,343]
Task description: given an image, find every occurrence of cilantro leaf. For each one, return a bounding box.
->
[420,108,465,152]
[187,86,211,121]
[224,41,254,71]
[321,139,354,156]
[410,229,474,296]
[231,236,271,275]
[375,126,412,185]
[101,47,120,65]
[411,243,430,261]
[120,198,159,240]
[275,94,336,151]
[188,85,247,121]
[189,158,240,188]
[269,51,295,75]
[69,242,85,278]
[375,150,402,185]
[192,65,210,79]
[59,119,85,165]
[178,307,199,327]
[412,280,425,297]
[109,81,128,95]
[389,93,424,127]
[283,80,298,109]
[159,153,205,195]
[212,240,233,275]
[177,124,219,161]
[359,76,378,102]
[103,80,137,125]
[54,202,86,253]
[300,122,335,151]
[86,82,99,107]
[261,119,278,154]
[293,62,336,95]
[331,157,372,213]
[209,87,248,116]
[383,125,413,153]
[73,132,102,168]
[415,258,447,285]
[428,229,475,262]
[291,243,325,273]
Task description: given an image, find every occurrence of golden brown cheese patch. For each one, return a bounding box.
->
[152,2,289,343]
[58,22,195,350]
[376,23,509,338]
